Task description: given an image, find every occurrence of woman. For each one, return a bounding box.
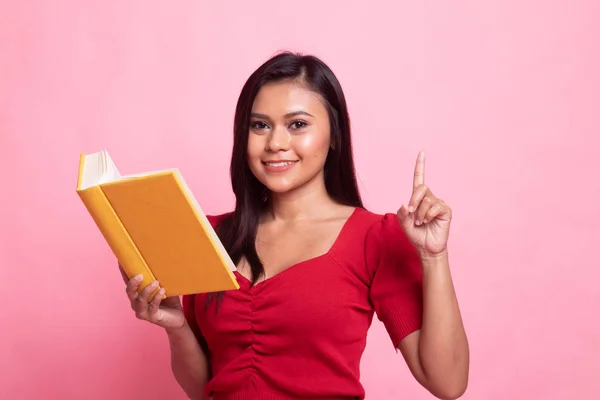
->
[124,52,469,400]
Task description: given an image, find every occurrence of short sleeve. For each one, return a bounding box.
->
[182,294,201,339]
[366,213,423,348]
[206,212,231,230]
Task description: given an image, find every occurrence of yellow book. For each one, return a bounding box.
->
[76,149,240,297]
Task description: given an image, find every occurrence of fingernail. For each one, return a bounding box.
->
[151,280,159,287]
[415,220,421,226]
[159,288,165,296]
[423,219,428,224]
[134,274,143,281]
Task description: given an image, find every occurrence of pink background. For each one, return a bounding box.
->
[2,1,599,399]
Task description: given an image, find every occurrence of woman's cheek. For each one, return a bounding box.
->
[246,137,263,161]
[294,132,330,160]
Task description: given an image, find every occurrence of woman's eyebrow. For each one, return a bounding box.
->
[250,111,314,119]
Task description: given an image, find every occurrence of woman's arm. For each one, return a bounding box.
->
[121,267,210,400]
[166,323,211,400]
[395,151,469,399]
[398,250,469,400]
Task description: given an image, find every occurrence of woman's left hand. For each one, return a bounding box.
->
[397,151,452,258]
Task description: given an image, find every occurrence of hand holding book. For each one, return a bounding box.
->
[76,149,240,300]
[119,264,186,330]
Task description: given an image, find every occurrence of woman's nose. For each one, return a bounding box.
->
[265,125,291,151]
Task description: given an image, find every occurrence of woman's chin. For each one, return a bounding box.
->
[260,177,300,194]
[264,182,297,194]
[258,170,324,196]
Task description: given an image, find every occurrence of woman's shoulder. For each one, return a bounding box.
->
[350,207,414,254]
[352,207,401,235]
[206,211,233,228]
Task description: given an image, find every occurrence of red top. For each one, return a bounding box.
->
[182,207,423,400]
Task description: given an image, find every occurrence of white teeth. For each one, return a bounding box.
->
[266,161,295,167]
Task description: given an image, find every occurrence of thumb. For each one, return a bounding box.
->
[396,204,414,230]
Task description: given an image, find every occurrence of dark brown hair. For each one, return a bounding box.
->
[215,51,363,288]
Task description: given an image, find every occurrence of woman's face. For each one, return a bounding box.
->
[247,79,331,195]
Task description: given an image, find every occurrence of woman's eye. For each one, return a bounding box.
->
[290,120,307,130]
[251,121,269,130]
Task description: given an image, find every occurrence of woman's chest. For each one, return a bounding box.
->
[194,257,373,349]
[237,220,346,282]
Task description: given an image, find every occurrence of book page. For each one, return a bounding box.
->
[101,150,121,183]
[79,150,122,189]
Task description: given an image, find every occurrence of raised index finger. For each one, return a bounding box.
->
[413,150,426,189]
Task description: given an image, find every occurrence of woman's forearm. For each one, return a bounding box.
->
[418,250,469,398]
[166,323,210,400]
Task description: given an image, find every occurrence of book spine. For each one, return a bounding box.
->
[77,185,159,297]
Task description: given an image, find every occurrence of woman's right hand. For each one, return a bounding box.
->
[120,264,186,331]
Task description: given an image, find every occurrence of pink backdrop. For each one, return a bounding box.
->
[2,1,599,399]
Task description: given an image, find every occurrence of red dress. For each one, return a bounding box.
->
[182,207,423,400]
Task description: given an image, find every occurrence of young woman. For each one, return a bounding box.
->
[123,52,469,400]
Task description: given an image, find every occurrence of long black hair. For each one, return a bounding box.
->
[216,51,363,286]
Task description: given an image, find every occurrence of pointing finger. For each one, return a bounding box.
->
[413,150,426,189]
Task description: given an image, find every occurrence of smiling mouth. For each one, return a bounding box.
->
[262,161,298,167]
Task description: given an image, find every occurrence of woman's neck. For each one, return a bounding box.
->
[266,175,335,222]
